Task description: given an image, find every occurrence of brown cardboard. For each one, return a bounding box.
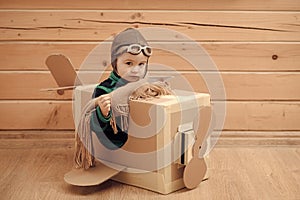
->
[91,92,210,170]
[44,54,82,91]
[183,158,207,189]
[77,87,212,194]
[183,106,211,189]
[64,161,125,186]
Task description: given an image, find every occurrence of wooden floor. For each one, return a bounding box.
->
[0,144,299,200]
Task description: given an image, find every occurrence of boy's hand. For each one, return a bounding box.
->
[96,93,112,117]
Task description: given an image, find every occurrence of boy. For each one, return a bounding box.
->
[90,28,152,150]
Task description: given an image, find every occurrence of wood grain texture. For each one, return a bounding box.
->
[1,71,299,101]
[1,42,299,71]
[216,131,300,146]
[0,1,299,135]
[1,130,299,148]
[224,101,300,131]
[0,145,299,199]
[0,0,299,11]
[0,101,299,131]
[0,100,74,130]
[0,11,299,41]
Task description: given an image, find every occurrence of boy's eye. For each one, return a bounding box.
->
[139,63,146,67]
[125,62,133,66]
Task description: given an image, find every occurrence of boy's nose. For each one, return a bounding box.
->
[131,65,140,73]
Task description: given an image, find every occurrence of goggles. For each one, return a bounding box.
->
[117,44,152,57]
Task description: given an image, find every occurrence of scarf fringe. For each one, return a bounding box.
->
[74,98,97,169]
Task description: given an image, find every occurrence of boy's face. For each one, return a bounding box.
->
[116,52,148,82]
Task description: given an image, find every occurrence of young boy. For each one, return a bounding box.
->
[90,28,152,150]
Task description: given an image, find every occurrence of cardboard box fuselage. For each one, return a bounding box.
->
[74,85,211,194]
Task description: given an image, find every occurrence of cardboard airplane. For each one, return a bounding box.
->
[44,54,212,194]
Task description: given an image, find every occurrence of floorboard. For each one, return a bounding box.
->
[0,145,299,199]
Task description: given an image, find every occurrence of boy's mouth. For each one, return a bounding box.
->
[130,75,140,78]
[127,75,141,82]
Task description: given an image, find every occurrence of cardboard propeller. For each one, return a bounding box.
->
[183,106,212,189]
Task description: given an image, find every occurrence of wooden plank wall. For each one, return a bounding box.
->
[0,0,299,146]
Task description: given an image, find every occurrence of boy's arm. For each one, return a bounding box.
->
[90,86,112,132]
[90,86,128,150]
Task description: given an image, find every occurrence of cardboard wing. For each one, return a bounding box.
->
[64,161,126,186]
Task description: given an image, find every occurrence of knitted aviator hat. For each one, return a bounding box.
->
[111,28,150,74]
